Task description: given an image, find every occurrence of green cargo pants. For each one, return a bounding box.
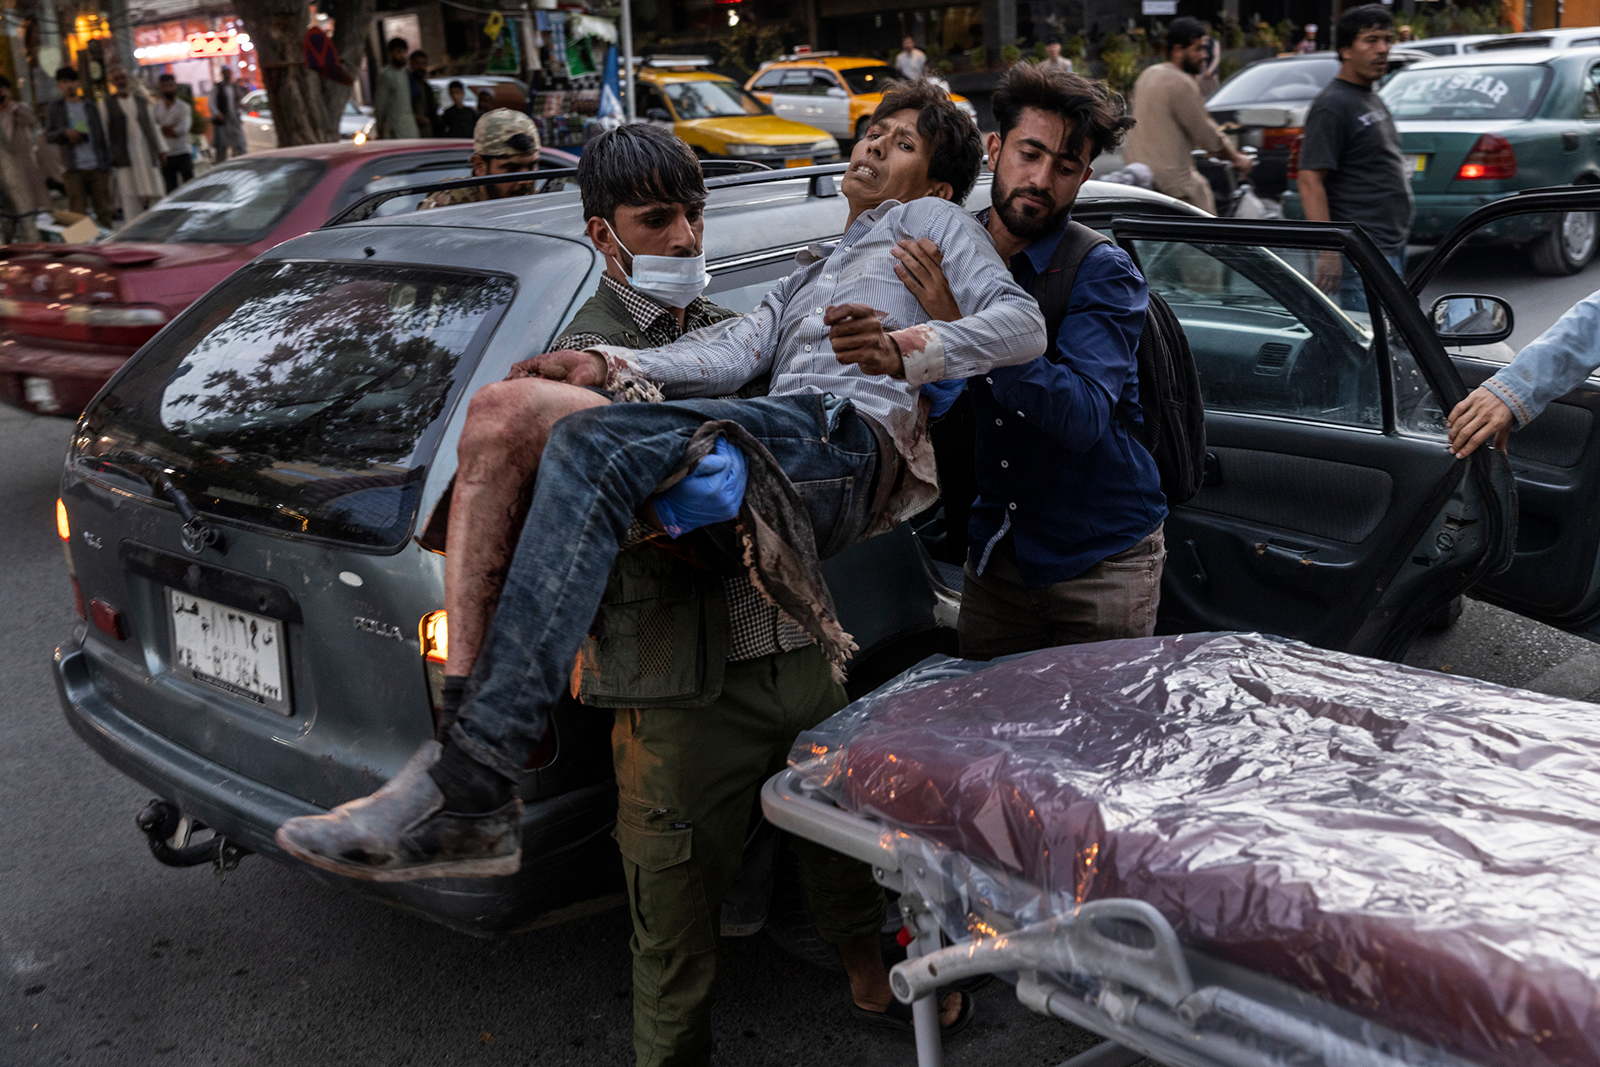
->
[611,643,887,1067]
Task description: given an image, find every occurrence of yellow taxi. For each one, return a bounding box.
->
[634,57,841,167]
[746,52,977,142]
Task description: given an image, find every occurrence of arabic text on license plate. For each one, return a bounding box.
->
[1403,153,1427,175]
[168,589,290,714]
[784,157,813,168]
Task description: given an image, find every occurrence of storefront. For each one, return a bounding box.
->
[816,0,983,58]
[132,16,256,97]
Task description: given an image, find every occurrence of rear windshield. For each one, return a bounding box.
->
[80,261,514,548]
[1207,58,1340,107]
[840,66,905,95]
[110,158,326,245]
[1381,64,1550,119]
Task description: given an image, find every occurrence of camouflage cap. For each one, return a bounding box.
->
[473,108,541,157]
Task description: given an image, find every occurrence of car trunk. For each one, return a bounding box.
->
[1395,121,1521,194]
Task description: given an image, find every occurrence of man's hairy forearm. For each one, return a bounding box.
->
[1298,170,1331,222]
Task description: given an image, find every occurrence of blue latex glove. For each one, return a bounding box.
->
[922,377,967,418]
[652,437,748,539]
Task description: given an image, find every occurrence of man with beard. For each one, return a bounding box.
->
[892,63,1168,654]
[418,110,541,209]
[1122,17,1251,212]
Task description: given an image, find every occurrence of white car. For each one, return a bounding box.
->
[239,90,376,153]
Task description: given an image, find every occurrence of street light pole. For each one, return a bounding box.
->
[620,0,635,120]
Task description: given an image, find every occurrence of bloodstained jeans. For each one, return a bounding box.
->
[451,393,880,778]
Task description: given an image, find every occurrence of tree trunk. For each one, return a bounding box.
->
[316,0,376,140]
[232,0,327,146]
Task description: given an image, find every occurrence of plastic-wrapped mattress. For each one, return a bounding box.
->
[788,633,1600,1067]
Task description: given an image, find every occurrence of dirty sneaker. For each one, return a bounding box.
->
[275,740,522,882]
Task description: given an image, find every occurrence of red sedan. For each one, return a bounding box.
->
[0,138,577,416]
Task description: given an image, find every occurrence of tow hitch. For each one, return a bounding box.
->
[136,799,251,873]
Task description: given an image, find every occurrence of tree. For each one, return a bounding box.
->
[231,0,376,146]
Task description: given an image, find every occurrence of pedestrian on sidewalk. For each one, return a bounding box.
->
[1297,24,1320,53]
[152,74,193,192]
[1295,5,1409,311]
[438,80,477,138]
[0,75,47,242]
[895,35,927,80]
[210,67,246,161]
[409,50,439,136]
[1038,37,1074,73]
[1122,17,1254,212]
[1447,289,1600,457]
[373,38,419,139]
[45,67,114,229]
[103,68,165,224]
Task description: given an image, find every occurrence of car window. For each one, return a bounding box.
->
[663,80,768,119]
[359,162,476,215]
[1415,43,1456,55]
[1207,58,1341,107]
[752,69,784,90]
[779,70,816,94]
[110,158,326,245]
[811,71,841,93]
[81,261,521,548]
[1585,64,1600,119]
[1573,37,1600,47]
[1381,64,1552,120]
[840,65,905,95]
[1126,238,1382,428]
[637,83,671,116]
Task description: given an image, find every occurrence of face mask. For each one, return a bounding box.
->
[604,220,709,309]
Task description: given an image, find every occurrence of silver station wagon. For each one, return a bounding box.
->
[54,162,1547,936]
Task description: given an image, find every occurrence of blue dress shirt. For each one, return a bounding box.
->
[966,217,1168,587]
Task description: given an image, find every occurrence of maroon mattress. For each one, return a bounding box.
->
[790,633,1600,1067]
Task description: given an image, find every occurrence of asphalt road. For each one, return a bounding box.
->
[1417,231,1600,349]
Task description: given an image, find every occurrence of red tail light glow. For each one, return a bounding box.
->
[0,255,168,346]
[1262,126,1302,152]
[1456,134,1517,180]
[1287,134,1304,182]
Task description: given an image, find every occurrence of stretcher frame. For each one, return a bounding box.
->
[762,767,1490,1067]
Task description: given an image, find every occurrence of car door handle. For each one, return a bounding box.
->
[1255,540,1324,566]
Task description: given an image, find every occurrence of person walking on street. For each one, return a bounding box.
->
[438,80,477,138]
[893,64,1168,654]
[1038,37,1074,73]
[0,76,48,242]
[104,68,165,225]
[1122,17,1253,212]
[1198,29,1221,97]
[1295,5,1410,311]
[46,67,114,229]
[409,50,438,136]
[1447,289,1600,457]
[895,35,927,80]
[152,74,192,192]
[1297,24,1320,53]
[210,66,246,161]
[374,38,419,139]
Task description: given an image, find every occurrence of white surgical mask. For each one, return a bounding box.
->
[604,220,709,309]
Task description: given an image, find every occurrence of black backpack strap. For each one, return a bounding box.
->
[1024,220,1114,360]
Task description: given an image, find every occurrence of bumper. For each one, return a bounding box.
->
[55,637,624,935]
[0,334,131,416]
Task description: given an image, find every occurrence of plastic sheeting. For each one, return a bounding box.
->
[789,633,1600,1067]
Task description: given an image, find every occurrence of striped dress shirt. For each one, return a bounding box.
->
[592,195,1047,526]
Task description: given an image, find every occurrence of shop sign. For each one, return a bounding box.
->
[189,31,241,58]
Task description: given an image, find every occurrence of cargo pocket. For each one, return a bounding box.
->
[614,798,701,945]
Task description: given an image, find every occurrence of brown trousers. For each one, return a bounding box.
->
[63,168,113,229]
[958,526,1167,658]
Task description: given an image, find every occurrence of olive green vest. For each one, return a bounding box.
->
[563,285,740,709]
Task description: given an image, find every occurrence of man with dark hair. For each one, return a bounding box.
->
[1039,36,1074,72]
[210,65,246,161]
[437,79,477,138]
[373,37,419,139]
[416,109,540,209]
[1122,15,1252,211]
[895,34,927,79]
[408,49,438,135]
[277,82,1044,909]
[45,66,113,228]
[152,74,193,192]
[1296,4,1409,309]
[893,63,1168,653]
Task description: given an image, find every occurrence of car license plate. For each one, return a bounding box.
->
[167,589,290,714]
[785,157,813,168]
[22,376,57,411]
[1402,153,1427,176]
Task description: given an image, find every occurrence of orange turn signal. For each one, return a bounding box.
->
[420,610,448,665]
[56,497,70,541]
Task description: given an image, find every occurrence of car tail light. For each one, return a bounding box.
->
[90,597,126,640]
[1456,134,1517,180]
[56,497,70,541]
[420,610,448,726]
[1286,134,1304,182]
[1262,126,1302,152]
[71,576,85,619]
[0,255,168,345]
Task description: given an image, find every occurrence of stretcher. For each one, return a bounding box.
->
[760,633,1600,1067]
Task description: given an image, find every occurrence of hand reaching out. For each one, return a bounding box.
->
[1447,385,1514,458]
[506,349,608,385]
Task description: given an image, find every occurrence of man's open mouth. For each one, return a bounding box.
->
[849,162,879,180]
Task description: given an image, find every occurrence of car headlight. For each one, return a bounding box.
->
[812,138,840,156]
[725,143,777,157]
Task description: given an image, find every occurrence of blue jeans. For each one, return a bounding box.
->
[452,393,881,778]
[1338,249,1406,314]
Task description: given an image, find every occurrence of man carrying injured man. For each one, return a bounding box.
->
[277,82,1043,892]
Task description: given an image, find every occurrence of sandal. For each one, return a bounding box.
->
[851,989,975,1038]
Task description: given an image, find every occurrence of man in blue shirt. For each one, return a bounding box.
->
[895,63,1168,655]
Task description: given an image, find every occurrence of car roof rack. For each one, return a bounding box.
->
[772,51,841,61]
[323,159,845,228]
[635,54,713,67]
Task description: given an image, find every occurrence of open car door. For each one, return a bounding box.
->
[1108,215,1515,660]
[1408,186,1600,640]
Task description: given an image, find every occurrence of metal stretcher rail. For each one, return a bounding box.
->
[761,768,1489,1067]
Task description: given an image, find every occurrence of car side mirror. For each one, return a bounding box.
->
[825,86,848,98]
[1430,293,1514,345]
[646,107,672,122]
